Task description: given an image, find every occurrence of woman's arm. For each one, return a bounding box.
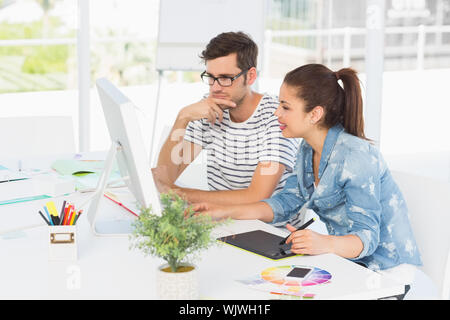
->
[193,170,307,224]
[287,146,383,260]
[172,162,286,205]
[327,234,364,259]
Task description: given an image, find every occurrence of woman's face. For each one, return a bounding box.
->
[274,83,313,139]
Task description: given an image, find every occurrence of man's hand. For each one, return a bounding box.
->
[179,97,236,124]
[192,202,230,221]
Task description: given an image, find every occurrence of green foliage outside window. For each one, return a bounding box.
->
[0,17,74,93]
[21,45,68,74]
[0,3,156,93]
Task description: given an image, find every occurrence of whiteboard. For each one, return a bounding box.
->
[156,0,265,71]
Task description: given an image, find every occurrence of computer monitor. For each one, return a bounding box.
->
[86,78,161,235]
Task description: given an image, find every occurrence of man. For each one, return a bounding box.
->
[153,31,299,205]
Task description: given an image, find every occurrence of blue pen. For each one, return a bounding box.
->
[44,206,54,225]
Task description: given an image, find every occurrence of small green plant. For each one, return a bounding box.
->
[129,191,224,272]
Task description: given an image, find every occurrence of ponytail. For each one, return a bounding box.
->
[283,64,368,140]
[335,68,367,140]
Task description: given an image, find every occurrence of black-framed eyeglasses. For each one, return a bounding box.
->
[200,68,250,87]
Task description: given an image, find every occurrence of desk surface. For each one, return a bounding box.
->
[0,153,405,300]
[0,203,404,300]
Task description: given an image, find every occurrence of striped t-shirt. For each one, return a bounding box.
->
[184,94,300,193]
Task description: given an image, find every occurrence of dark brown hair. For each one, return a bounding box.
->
[283,64,367,140]
[200,31,258,71]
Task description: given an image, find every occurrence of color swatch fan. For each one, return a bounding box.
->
[261,265,332,287]
[237,265,332,298]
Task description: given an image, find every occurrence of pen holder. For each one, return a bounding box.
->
[48,225,78,261]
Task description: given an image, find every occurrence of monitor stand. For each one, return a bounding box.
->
[86,141,136,236]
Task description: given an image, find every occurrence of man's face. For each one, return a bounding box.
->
[204,53,249,108]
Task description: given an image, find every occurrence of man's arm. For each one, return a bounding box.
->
[156,97,236,186]
[156,116,201,186]
[193,201,275,222]
[174,161,286,205]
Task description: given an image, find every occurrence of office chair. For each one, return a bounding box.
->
[392,170,450,299]
[0,116,76,158]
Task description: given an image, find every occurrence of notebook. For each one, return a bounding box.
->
[217,230,297,260]
[51,159,119,176]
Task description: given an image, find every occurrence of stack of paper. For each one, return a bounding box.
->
[0,175,75,205]
[0,164,28,183]
[51,159,113,176]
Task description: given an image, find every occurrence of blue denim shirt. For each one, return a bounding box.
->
[262,124,422,270]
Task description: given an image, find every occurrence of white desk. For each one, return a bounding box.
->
[0,154,405,300]
[0,205,405,300]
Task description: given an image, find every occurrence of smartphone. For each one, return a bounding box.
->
[285,267,313,281]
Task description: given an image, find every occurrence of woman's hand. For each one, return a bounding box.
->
[285,223,332,255]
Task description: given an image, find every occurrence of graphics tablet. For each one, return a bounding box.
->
[217,230,297,260]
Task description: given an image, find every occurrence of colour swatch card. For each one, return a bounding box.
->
[237,265,332,298]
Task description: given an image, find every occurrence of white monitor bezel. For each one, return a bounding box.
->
[86,78,161,235]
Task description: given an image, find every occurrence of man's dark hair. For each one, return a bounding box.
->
[200,31,258,71]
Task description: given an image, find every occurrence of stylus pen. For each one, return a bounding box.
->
[279,217,315,245]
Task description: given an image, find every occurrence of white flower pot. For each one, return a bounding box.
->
[156,263,199,300]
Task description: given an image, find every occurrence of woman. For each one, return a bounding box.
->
[194,64,422,278]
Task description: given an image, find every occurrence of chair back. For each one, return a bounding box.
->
[391,170,450,299]
[0,116,76,158]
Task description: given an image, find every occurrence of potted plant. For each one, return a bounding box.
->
[129,191,224,299]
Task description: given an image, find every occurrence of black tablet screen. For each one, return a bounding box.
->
[217,230,296,260]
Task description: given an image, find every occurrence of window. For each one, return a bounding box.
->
[90,0,159,87]
[0,0,77,93]
[265,0,450,180]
